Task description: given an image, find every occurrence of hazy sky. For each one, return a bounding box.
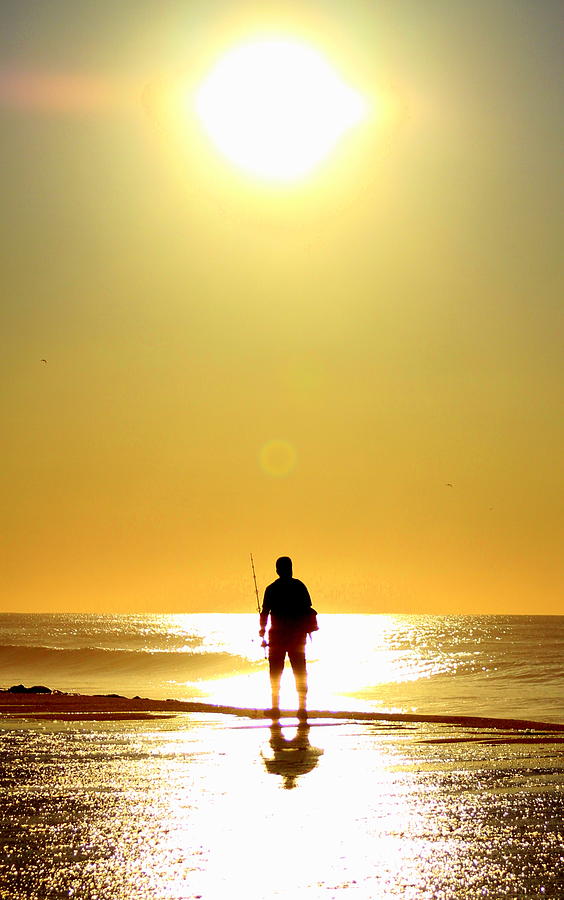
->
[2,1,562,614]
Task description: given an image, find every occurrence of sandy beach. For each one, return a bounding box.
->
[3,689,564,732]
[2,690,564,899]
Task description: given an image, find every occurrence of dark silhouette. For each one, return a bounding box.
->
[259,556,315,720]
[7,684,51,694]
[261,721,323,789]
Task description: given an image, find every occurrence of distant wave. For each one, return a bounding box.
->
[0,644,258,680]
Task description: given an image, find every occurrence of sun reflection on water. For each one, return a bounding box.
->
[148,720,408,898]
[124,613,564,724]
[131,718,455,899]
[169,614,446,715]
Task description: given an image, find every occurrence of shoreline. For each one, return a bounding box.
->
[1,690,564,731]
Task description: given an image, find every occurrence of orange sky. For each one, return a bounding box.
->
[2,1,562,614]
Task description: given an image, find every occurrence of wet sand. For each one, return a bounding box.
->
[1,693,564,898]
[2,690,564,735]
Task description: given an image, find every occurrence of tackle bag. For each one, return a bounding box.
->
[305,608,319,634]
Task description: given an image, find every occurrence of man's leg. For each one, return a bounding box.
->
[288,641,307,716]
[268,647,285,716]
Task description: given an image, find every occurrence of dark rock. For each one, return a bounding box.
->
[8,684,52,694]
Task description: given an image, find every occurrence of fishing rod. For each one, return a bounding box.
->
[250,553,260,615]
[250,553,267,658]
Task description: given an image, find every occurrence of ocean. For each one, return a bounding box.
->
[1,613,564,899]
[1,613,563,723]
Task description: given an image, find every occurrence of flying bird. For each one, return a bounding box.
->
[40,359,47,365]
[445,483,453,488]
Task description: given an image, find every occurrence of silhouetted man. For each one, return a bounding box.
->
[259,556,313,720]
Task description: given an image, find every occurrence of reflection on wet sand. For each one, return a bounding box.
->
[1,714,563,898]
[261,722,324,789]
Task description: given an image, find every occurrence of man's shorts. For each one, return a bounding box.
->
[268,631,307,677]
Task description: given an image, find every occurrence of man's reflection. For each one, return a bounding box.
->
[261,721,324,789]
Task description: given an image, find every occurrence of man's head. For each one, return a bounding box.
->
[276,556,293,577]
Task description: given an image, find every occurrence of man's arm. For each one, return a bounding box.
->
[259,587,271,636]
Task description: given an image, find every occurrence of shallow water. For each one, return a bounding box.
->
[1,714,563,899]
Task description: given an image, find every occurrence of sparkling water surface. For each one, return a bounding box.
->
[1,613,563,723]
[1,615,563,899]
[1,715,563,899]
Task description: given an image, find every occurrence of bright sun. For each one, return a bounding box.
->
[194,38,366,182]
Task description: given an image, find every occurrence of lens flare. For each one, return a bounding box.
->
[259,439,297,477]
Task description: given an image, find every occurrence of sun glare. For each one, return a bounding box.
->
[194,38,366,181]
